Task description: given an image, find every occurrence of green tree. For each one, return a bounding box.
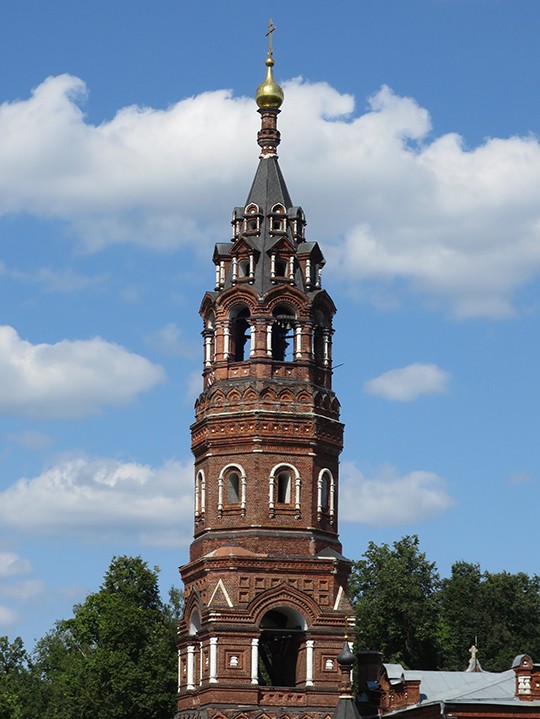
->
[349,535,440,668]
[33,555,178,719]
[0,636,37,719]
[438,563,540,671]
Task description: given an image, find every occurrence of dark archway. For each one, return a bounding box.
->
[258,607,306,687]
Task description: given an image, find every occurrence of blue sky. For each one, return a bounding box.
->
[1,0,539,648]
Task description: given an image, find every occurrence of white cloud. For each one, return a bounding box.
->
[0,579,45,601]
[0,605,18,627]
[364,362,450,401]
[0,325,165,419]
[0,552,31,578]
[146,322,198,358]
[2,75,540,315]
[340,462,455,526]
[0,454,194,548]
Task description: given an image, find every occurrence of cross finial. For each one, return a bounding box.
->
[266,18,276,55]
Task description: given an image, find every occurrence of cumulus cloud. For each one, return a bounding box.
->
[363,362,450,401]
[0,454,194,547]
[340,462,455,526]
[2,75,540,315]
[0,552,31,578]
[0,325,165,419]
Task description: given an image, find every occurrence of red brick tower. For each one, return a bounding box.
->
[176,29,354,719]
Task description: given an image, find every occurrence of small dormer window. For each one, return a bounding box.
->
[244,203,260,235]
[270,204,286,233]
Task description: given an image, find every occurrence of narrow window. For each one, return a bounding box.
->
[277,470,291,504]
[227,471,240,504]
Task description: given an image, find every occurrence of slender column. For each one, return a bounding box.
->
[306,258,312,288]
[201,474,206,516]
[187,645,195,691]
[195,476,200,519]
[241,473,247,516]
[316,475,322,520]
[266,323,272,356]
[270,254,276,280]
[232,256,238,283]
[295,475,301,517]
[248,321,255,358]
[215,264,220,290]
[306,640,315,687]
[294,323,302,360]
[249,253,254,280]
[218,475,224,516]
[199,641,203,686]
[269,474,275,517]
[177,649,182,691]
[289,256,294,280]
[329,475,335,519]
[251,638,259,684]
[223,325,230,359]
[219,261,225,287]
[209,637,218,684]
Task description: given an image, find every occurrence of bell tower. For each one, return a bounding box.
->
[176,25,354,719]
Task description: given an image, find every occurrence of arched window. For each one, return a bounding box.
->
[270,204,286,233]
[277,469,291,504]
[226,470,241,505]
[218,465,247,515]
[269,464,300,517]
[229,305,251,362]
[271,304,295,362]
[317,469,335,521]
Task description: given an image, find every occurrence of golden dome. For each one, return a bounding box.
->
[255,52,284,109]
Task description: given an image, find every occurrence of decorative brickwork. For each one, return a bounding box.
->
[175,43,353,719]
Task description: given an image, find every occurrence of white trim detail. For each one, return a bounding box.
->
[208,578,233,608]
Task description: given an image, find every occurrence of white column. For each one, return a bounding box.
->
[177,649,182,691]
[209,637,218,684]
[329,476,335,519]
[269,474,275,517]
[218,475,223,516]
[187,644,195,691]
[201,475,206,516]
[306,258,312,288]
[251,638,259,684]
[249,253,254,280]
[195,476,200,519]
[306,639,315,687]
[219,261,225,287]
[215,263,220,290]
[241,474,247,516]
[295,475,301,514]
[199,641,203,686]
[294,324,302,360]
[232,256,238,283]
[266,324,272,356]
[223,325,230,359]
[270,254,276,279]
[289,256,294,280]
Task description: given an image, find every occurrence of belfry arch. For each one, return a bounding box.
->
[258,606,307,687]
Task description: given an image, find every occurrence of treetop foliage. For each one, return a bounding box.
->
[349,535,540,672]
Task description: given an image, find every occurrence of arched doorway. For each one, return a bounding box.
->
[258,606,306,687]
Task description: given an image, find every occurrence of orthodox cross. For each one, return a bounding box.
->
[266,19,276,54]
